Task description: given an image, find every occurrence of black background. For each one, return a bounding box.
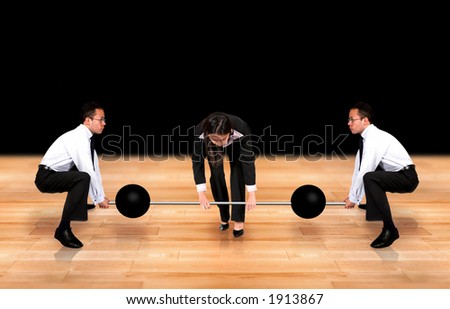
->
[5,68,447,157]
[3,15,448,156]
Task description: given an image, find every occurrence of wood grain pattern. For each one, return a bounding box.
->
[0,154,449,288]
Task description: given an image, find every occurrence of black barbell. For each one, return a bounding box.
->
[108,183,345,219]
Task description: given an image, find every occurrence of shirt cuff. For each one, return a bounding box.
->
[196,183,207,192]
[246,185,257,192]
[349,196,361,204]
[92,194,104,205]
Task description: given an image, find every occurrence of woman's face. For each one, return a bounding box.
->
[207,133,230,147]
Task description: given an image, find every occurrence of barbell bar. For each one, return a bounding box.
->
[108,183,345,219]
[109,201,346,205]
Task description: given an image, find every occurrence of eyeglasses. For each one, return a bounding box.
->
[348,117,365,123]
[90,117,106,122]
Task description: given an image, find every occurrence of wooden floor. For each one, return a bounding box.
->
[1,154,450,289]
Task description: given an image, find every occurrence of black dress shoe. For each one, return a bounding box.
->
[233,229,244,238]
[358,203,366,210]
[87,204,95,210]
[219,223,229,231]
[54,227,83,248]
[370,228,399,249]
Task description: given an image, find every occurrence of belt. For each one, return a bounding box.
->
[39,164,54,171]
[400,164,415,171]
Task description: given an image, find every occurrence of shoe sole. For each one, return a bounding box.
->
[54,235,83,248]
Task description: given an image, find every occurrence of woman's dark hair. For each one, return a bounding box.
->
[201,112,232,136]
[201,112,232,166]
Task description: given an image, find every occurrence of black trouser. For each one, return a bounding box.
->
[34,166,90,222]
[363,166,419,222]
[208,147,246,223]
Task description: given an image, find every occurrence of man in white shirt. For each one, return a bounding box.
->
[34,101,110,248]
[344,102,419,248]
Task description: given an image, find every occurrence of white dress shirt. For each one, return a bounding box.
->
[40,124,106,204]
[348,124,414,204]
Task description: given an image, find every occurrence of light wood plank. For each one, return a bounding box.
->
[0,154,450,288]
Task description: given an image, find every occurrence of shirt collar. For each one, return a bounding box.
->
[79,123,94,139]
[361,123,374,140]
[199,130,244,147]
